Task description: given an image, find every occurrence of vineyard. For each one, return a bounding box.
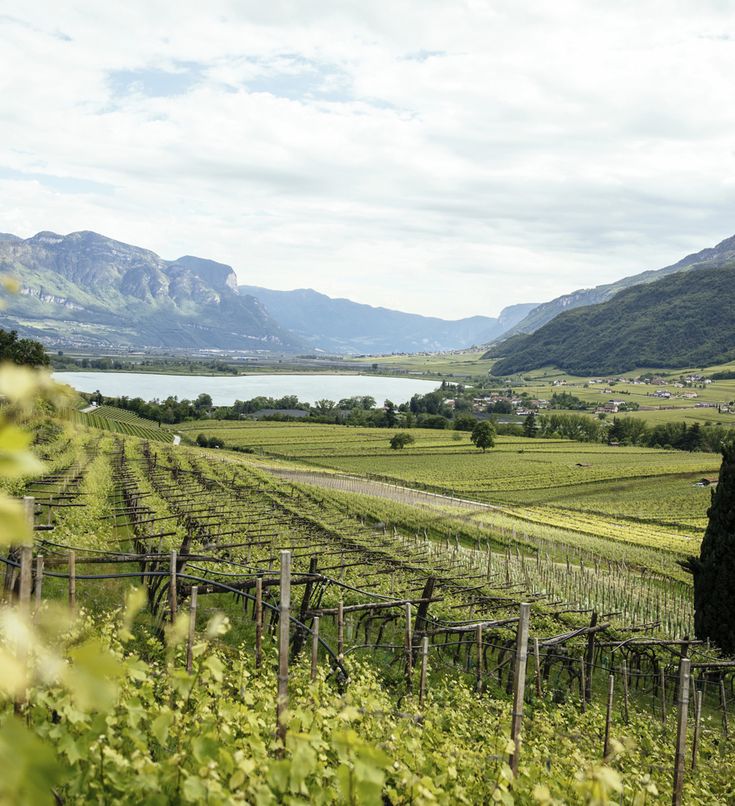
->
[74,404,178,443]
[2,393,735,803]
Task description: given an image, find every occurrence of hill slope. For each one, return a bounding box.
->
[504,233,735,337]
[0,231,300,351]
[239,285,538,353]
[489,262,735,375]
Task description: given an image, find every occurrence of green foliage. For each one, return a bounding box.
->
[390,432,414,450]
[0,328,49,367]
[689,440,735,652]
[470,420,496,452]
[491,263,735,375]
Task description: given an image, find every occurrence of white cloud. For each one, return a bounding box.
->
[1,1,734,318]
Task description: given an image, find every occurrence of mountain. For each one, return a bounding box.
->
[0,231,300,351]
[503,234,735,337]
[489,262,735,376]
[238,285,538,354]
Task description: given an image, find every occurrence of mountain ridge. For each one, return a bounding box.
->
[489,261,735,375]
[238,285,538,354]
[501,233,735,338]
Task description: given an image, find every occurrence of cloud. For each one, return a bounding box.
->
[1,1,734,318]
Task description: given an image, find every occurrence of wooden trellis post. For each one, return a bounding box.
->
[533,638,542,698]
[691,687,703,771]
[419,636,429,706]
[720,679,729,739]
[603,675,615,758]
[34,555,44,615]
[660,667,667,725]
[509,603,530,776]
[476,625,484,694]
[276,550,291,746]
[311,616,320,681]
[337,600,345,662]
[404,602,413,694]
[255,577,263,669]
[169,550,177,622]
[672,658,691,806]
[68,550,76,613]
[186,586,198,673]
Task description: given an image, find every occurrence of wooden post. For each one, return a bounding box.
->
[276,550,291,746]
[34,555,44,615]
[720,679,729,739]
[621,659,630,724]
[660,667,667,725]
[691,687,703,771]
[169,550,177,622]
[476,625,484,694]
[419,635,429,707]
[186,586,198,673]
[603,674,614,759]
[404,602,413,693]
[310,616,320,681]
[584,611,597,704]
[255,577,263,669]
[580,657,587,713]
[509,603,530,776]
[337,599,345,662]
[68,550,76,612]
[18,546,32,613]
[533,638,542,698]
[672,658,691,806]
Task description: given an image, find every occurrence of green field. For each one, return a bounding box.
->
[75,404,179,442]
[176,420,719,572]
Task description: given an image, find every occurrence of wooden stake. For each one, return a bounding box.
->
[691,687,702,771]
[18,545,32,613]
[186,586,198,673]
[580,658,587,713]
[584,611,597,704]
[720,679,729,739]
[404,602,413,694]
[276,550,291,746]
[310,616,320,681]
[33,555,44,615]
[476,625,483,694]
[672,658,690,806]
[660,667,667,725]
[68,550,76,612]
[419,635,429,707]
[337,599,345,662]
[169,549,177,622]
[621,659,630,724]
[509,602,530,776]
[603,674,614,759]
[533,638,542,698]
[255,577,263,669]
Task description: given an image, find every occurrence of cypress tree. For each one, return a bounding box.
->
[685,441,735,654]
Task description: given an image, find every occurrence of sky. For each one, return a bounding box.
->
[1,1,734,319]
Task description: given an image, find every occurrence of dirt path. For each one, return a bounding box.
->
[266,467,502,515]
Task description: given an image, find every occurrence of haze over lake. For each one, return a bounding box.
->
[54,372,439,406]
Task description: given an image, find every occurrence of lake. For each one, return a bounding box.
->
[53,372,440,406]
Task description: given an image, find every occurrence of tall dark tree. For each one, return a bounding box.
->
[0,328,49,367]
[685,441,735,654]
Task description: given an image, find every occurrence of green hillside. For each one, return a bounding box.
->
[490,263,735,375]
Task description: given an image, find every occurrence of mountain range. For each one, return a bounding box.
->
[238,285,536,354]
[504,233,735,337]
[0,231,299,351]
[489,261,735,375]
[0,230,536,354]
[1,228,734,370]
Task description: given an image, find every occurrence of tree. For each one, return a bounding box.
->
[523,412,538,438]
[470,421,496,452]
[384,400,397,428]
[685,441,735,653]
[390,432,414,450]
[0,328,49,367]
[453,414,477,432]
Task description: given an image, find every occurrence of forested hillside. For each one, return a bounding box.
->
[490,263,735,375]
